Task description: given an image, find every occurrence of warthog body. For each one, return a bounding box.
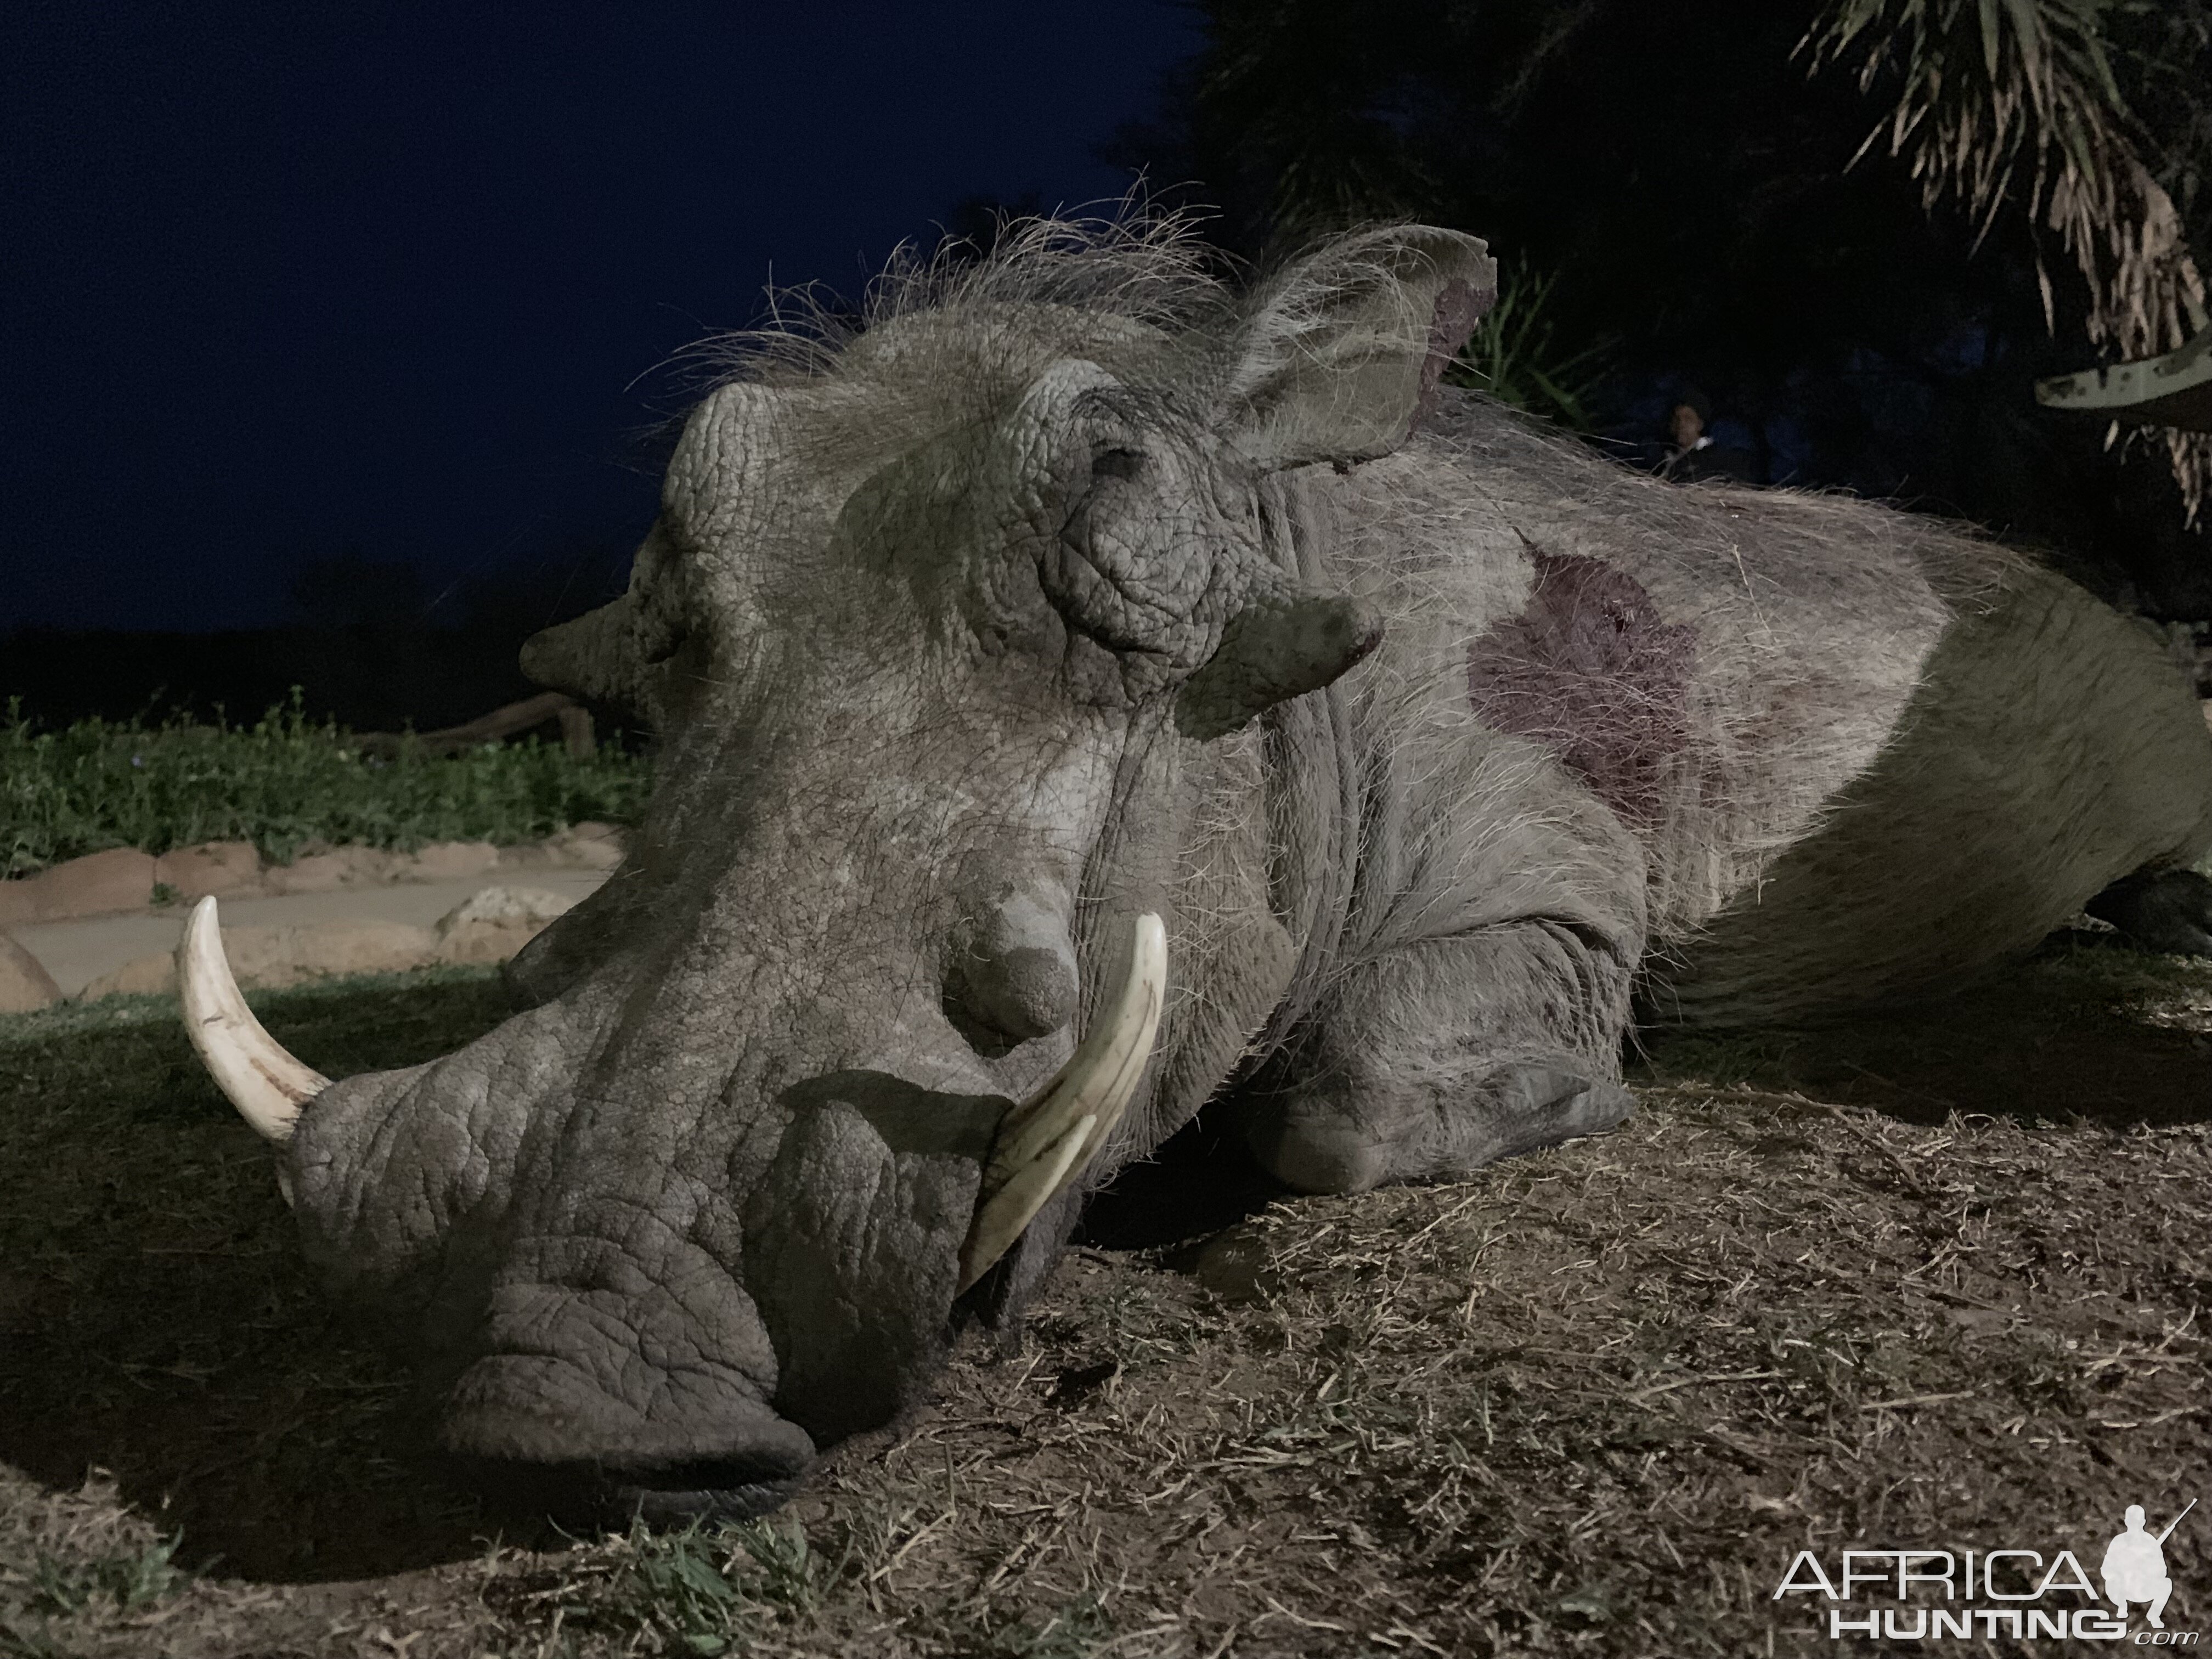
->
[196,218,2212,1522]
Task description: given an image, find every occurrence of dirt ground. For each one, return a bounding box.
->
[1,939,2206,1657]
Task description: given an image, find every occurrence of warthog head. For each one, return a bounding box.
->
[182,219,1496,1522]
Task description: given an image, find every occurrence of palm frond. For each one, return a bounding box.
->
[1802,0,2211,521]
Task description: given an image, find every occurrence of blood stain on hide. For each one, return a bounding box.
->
[1467,551,1696,826]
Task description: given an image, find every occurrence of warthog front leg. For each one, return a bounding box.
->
[2085,867,2212,957]
[1240,921,1637,1195]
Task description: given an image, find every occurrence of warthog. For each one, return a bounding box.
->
[182,216,2212,1523]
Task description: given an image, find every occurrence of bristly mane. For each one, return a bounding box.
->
[678,199,1240,394]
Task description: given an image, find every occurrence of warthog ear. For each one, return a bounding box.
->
[1175,586,1384,740]
[519,522,691,724]
[523,380,795,723]
[1222,225,1498,472]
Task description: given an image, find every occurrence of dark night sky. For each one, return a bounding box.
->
[2,3,1201,633]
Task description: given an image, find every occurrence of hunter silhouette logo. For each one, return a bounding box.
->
[2106,1501,2194,1631]
[1772,1499,2198,1642]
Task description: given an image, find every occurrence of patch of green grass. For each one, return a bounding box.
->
[986,1593,1111,1658]
[0,963,520,1635]
[0,1618,70,1659]
[26,1533,187,1616]
[1,693,649,877]
[542,1518,833,1655]
[609,1520,754,1655]
[727,1518,825,1615]
[0,964,512,1108]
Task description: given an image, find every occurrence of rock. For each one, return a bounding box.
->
[4,841,259,924]
[0,932,61,1013]
[435,884,577,966]
[5,823,623,929]
[402,840,500,881]
[11,849,160,923]
[70,956,169,1000]
[153,840,267,901]
[263,846,404,895]
[499,821,626,872]
[79,919,441,1000]
[77,887,579,997]
[552,822,626,868]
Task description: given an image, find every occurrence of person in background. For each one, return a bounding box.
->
[1660,386,1756,484]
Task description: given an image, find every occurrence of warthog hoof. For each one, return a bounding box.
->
[2086,868,2212,957]
[1248,1059,1635,1195]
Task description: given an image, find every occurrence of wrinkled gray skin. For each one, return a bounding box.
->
[272,224,2212,1524]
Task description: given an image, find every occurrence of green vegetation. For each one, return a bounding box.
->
[0,695,650,878]
[1449,263,1615,431]
[532,1517,833,1654]
[25,1534,187,1617]
[986,1594,1112,1659]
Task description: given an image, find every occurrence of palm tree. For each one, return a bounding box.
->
[1801,0,2211,521]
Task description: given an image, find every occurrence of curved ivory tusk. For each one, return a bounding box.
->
[957,912,1166,1292]
[178,896,329,1145]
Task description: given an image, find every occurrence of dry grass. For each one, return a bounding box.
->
[2,943,2207,1657]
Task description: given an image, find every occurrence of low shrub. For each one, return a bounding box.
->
[0,695,649,877]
